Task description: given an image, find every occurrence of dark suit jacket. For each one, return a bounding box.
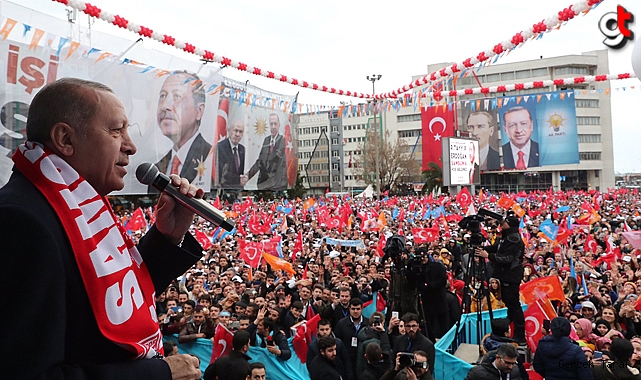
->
[501,140,539,169]
[485,146,500,171]
[0,169,203,379]
[154,133,212,185]
[215,138,245,189]
[246,134,287,191]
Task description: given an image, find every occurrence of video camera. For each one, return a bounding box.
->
[398,352,430,370]
[458,208,505,247]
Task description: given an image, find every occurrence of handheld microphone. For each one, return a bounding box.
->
[136,162,235,231]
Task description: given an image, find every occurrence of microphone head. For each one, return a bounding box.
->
[136,162,159,185]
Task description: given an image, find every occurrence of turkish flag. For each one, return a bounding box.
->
[412,227,439,243]
[126,207,148,232]
[456,188,472,209]
[284,123,297,187]
[238,240,263,268]
[520,276,565,304]
[421,104,454,170]
[292,230,303,261]
[326,216,341,230]
[212,98,230,184]
[524,298,556,353]
[210,323,234,363]
[584,234,598,253]
[194,229,213,250]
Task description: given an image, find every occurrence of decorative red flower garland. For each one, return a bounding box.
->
[53,0,604,100]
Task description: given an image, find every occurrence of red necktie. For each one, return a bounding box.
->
[170,155,181,175]
[233,147,240,172]
[516,151,526,170]
[270,139,274,154]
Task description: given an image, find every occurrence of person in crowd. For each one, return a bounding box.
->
[163,341,178,357]
[592,338,641,380]
[475,215,526,343]
[361,342,390,380]
[309,336,343,380]
[391,313,435,376]
[533,317,594,380]
[334,297,370,365]
[381,351,433,380]
[203,330,251,380]
[246,315,291,361]
[0,78,203,379]
[248,362,267,380]
[307,319,353,380]
[356,312,391,377]
[178,305,216,343]
[465,344,522,380]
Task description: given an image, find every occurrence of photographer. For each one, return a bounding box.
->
[407,249,449,341]
[356,312,392,378]
[381,351,433,380]
[475,216,526,343]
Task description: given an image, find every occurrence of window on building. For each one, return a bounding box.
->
[578,134,601,143]
[398,129,421,138]
[515,70,530,79]
[331,126,339,132]
[486,73,500,82]
[397,114,422,123]
[531,68,548,77]
[333,176,340,182]
[577,116,600,125]
[332,150,339,157]
[579,152,602,160]
[312,127,319,134]
[501,72,515,80]
[332,163,339,170]
[555,67,589,75]
[575,99,599,108]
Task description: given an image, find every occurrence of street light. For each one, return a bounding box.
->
[366,74,382,199]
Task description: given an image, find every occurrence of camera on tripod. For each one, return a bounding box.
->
[458,208,505,247]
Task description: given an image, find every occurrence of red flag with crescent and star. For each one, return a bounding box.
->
[421,104,454,170]
[456,187,472,209]
[210,323,234,363]
[411,227,439,243]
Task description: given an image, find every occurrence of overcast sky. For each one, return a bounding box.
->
[6,0,641,173]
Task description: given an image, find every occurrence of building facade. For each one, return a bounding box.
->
[296,50,615,195]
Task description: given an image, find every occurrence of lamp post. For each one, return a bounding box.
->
[367,74,382,199]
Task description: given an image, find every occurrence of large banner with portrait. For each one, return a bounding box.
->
[0,34,223,194]
[459,90,579,172]
[213,78,297,192]
[497,90,579,170]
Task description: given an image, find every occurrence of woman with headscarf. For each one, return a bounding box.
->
[575,318,599,350]
[592,338,641,380]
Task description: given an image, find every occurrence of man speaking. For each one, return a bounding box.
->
[1,78,203,379]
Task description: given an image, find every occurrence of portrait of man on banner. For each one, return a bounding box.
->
[242,112,288,191]
[464,110,501,171]
[499,104,540,170]
[215,118,246,190]
[152,71,212,190]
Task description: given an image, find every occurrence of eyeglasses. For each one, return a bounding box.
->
[499,357,517,366]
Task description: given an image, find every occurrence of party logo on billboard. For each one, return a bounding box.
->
[546,112,567,134]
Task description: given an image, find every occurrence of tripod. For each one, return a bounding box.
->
[453,246,494,364]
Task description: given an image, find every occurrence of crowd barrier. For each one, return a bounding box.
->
[165,307,522,380]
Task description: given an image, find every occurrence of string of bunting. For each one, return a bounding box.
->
[52,0,603,100]
[427,73,636,103]
[379,0,604,99]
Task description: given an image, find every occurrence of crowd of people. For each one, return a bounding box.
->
[130,184,641,380]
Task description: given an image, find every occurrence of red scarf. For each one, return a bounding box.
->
[13,142,162,359]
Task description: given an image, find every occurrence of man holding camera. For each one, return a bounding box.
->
[475,215,526,343]
[391,313,435,376]
[356,312,392,378]
[381,351,433,380]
